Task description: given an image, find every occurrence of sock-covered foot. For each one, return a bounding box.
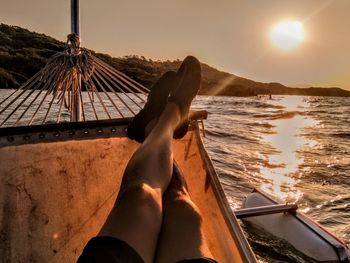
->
[127,71,178,142]
[169,56,201,139]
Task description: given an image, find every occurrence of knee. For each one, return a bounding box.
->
[170,196,203,226]
[118,183,162,215]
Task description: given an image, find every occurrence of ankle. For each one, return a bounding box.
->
[144,118,158,138]
[163,102,181,129]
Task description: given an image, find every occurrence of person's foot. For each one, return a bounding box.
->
[169,56,201,139]
[127,71,178,143]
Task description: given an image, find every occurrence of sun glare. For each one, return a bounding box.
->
[270,21,304,51]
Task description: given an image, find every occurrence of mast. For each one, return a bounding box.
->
[71,0,80,35]
[71,0,81,122]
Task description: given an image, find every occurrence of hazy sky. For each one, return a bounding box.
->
[1,0,349,90]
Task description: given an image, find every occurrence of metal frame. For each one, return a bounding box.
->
[234,204,298,219]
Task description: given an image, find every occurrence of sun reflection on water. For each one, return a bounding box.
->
[259,96,318,203]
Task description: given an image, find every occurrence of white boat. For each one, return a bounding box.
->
[237,189,350,262]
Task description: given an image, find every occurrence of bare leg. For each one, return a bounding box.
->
[99,103,181,263]
[155,163,214,263]
[97,56,201,263]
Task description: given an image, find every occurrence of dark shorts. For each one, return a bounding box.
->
[77,236,217,263]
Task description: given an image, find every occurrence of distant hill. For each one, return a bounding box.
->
[1,24,349,97]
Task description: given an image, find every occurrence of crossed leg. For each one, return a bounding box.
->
[77,56,215,263]
[97,120,214,263]
[98,103,181,263]
[155,162,213,263]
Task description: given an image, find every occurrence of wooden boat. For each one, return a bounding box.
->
[0,114,257,262]
[238,189,350,262]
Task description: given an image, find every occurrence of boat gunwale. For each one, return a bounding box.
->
[0,118,131,147]
[0,111,209,147]
[0,118,131,137]
[193,122,257,263]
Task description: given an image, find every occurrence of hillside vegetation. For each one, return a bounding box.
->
[1,24,349,97]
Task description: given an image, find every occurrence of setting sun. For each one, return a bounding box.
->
[270,20,304,51]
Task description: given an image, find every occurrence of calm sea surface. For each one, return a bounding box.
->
[1,90,349,262]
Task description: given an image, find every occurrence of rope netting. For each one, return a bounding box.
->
[0,33,149,127]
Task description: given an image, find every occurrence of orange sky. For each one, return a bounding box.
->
[1,0,349,90]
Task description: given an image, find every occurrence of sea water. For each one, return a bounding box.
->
[192,95,350,262]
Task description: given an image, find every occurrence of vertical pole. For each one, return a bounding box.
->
[71,0,80,35]
[71,0,81,122]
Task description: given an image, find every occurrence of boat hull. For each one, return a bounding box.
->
[0,118,256,262]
